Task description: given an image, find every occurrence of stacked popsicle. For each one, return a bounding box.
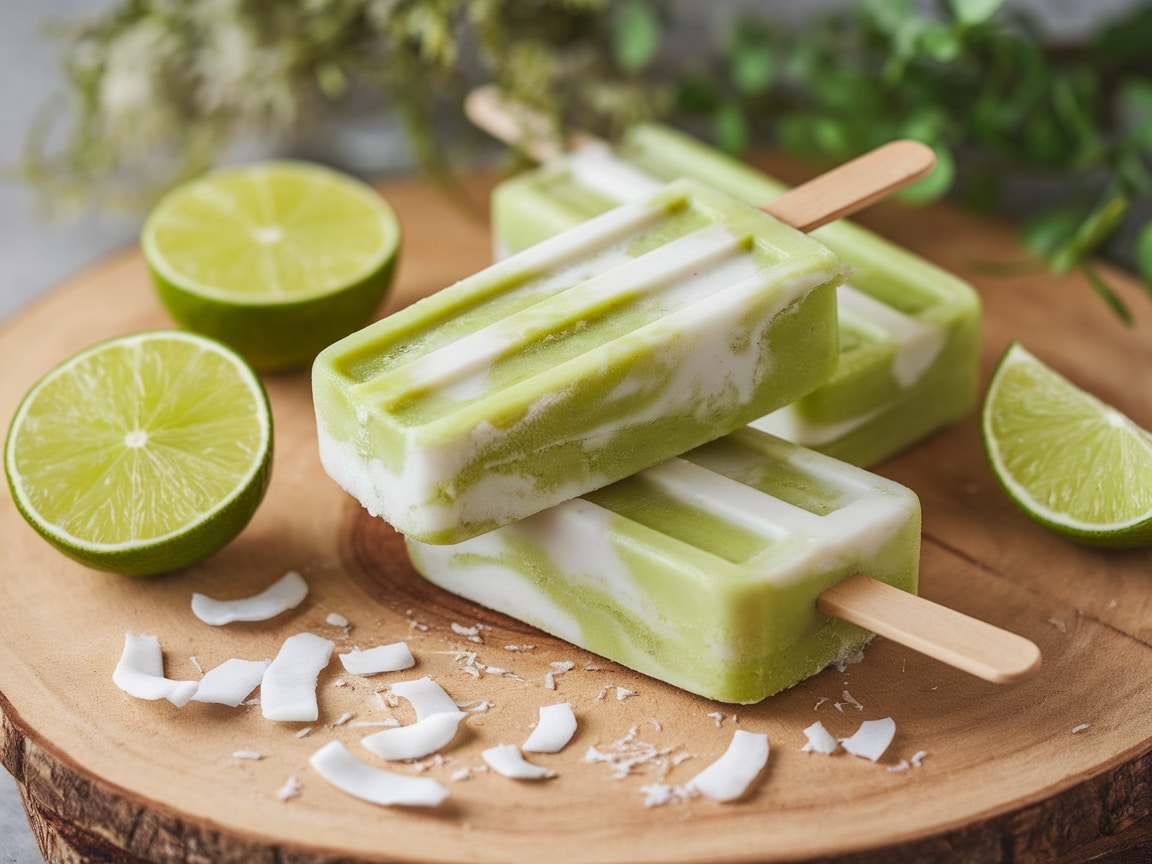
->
[485,107,981,468]
[311,92,1038,703]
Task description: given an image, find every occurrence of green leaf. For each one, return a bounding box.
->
[864,0,914,36]
[730,29,776,96]
[1136,222,1152,287]
[918,24,962,63]
[1053,193,1131,271]
[613,1,661,74]
[714,101,749,154]
[948,0,1006,26]
[1020,207,1082,262]
[1080,261,1132,324]
[1119,79,1152,146]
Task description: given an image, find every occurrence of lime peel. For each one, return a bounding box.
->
[981,342,1152,547]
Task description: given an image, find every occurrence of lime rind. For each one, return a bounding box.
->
[4,330,273,575]
[981,342,1152,547]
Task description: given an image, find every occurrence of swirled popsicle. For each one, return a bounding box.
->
[407,426,1041,703]
[476,93,980,467]
[313,141,935,544]
[406,427,919,703]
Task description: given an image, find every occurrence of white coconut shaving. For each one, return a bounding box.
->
[260,632,334,722]
[338,642,416,676]
[277,775,302,801]
[360,712,465,761]
[326,612,350,628]
[190,658,271,707]
[688,730,769,803]
[112,633,199,707]
[800,720,840,755]
[522,702,577,754]
[391,676,463,721]
[839,718,896,762]
[191,570,308,626]
[481,744,556,780]
[309,741,449,807]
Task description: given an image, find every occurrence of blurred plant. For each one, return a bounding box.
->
[676,0,1152,322]
[22,0,672,209]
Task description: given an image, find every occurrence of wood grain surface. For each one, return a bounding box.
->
[3,159,1152,864]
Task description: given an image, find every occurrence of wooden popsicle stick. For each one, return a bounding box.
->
[465,85,937,233]
[465,84,597,164]
[817,574,1042,684]
[760,140,936,232]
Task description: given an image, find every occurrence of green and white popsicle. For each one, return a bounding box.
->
[406,427,921,703]
[485,114,981,467]
[407,427,1042,703]
[313,178,846,544]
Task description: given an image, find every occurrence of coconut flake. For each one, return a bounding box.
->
[112,633,199,707]
[522,703,577,753]
[190,658,270,707]
[309,741,449,807]
[191,570,308,625]
[277,775,302,801]
[391,676,463,721]
[338,642,415,676]
[233,750,263,760]
[688,730,769,803]
[361,713,465,761]
[840,717,896,762]
[261,633,334,722]
[481,744,556,780]
[326,612,350,628]
[800,720,840,755]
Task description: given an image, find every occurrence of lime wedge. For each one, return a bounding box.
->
[142,161,400,371]
[981,342,1152,547]
[4,331,273,576]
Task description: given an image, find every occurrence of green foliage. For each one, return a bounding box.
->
[23,0,672,208]
[20,0,1152,323]
[675,1,1152,322]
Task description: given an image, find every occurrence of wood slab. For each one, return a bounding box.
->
[3,159,1152,864]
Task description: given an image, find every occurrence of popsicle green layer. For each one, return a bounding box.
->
[406,427,921,704]
[313,179,843,545]
[491,124,981,467]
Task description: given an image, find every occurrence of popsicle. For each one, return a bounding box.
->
[313,141,935,544]
[406,427,1041,704]
[470,87,981,467]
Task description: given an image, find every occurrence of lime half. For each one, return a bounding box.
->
[142,161,400,371]
[982,342,1152,548]
[5,331,273,576]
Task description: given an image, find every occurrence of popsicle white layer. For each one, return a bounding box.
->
[406,428,920,704]
[490,124,981,467]
[313,179,843,544]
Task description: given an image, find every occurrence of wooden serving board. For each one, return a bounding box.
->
[3,160,1152,864]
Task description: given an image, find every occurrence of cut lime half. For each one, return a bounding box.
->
[142,160,400,371]
[4,331,273,576]
[982,342,1152,548]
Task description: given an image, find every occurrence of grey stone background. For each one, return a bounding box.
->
[0,2,1141,861]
